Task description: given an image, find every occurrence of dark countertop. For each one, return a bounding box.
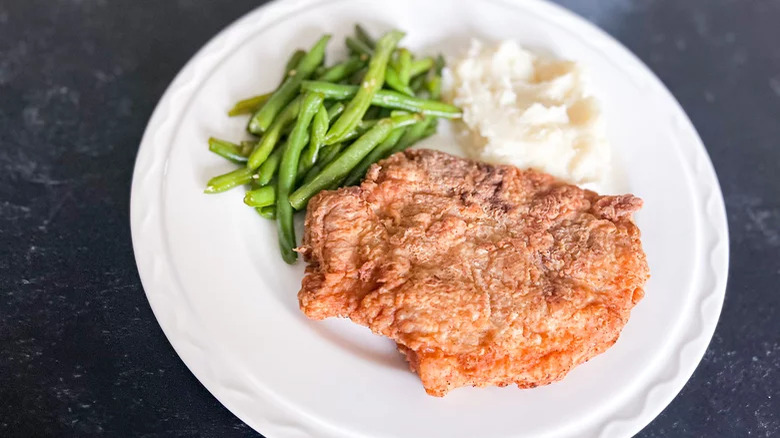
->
[1,0,778,436]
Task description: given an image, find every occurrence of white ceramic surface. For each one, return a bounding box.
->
[130,0,729,437]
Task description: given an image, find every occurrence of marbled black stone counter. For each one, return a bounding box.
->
[1,0,778,436]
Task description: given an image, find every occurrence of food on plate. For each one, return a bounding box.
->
[447,40,609,184]
[204,25,460,263]
[203,26,650,397]
[298,149,648,396]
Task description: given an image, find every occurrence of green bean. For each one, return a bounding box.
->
[312,103,329,146]
[228,93,271,117]
[290,113,420,209]
[316,57,364,83]
[423,56,445,101]
[397,48,411,86]
[389,49,400,73]
[326,102,345,121]
[343,126,406,186]
[409,57,434,77]
[363,106,382,120]
[280,118,296,137]
[247,96,301,170]
[423,119,438,137]
[276,92,324,263]
[249,178,264,191]
[385,66,414,96]
[257,145,284,186]
[301,81,461,118]
[325,30,405,144]
[367,89,457,116]
[256,206,276,220]
[244,185,276,208]
[204,167,255,194]
[345,36,373,57]
[410,74,426,95]
[300,103,328,171]
[249,35,330,134]
[349,66,367,85]
[387,117,435,156]
[240,140,255,157]
[354,24,375,48]
[426,75,442,100]
[434,54,446,74]
[339,119,378,142]
[233,54,302,124]
[208,138,248,164]
[284,50,306,78]
[300,142,342,185]
[357,118,379,130]
[231,52,305,121]
[282,115,313,137]
[249,170,271,190]
[296,158,308,179]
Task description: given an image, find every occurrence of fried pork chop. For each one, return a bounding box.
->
[298,149,649,396]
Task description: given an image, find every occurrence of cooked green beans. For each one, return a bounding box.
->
[300,103,329,172]
[365,88,460,117]
[345,36,373,57]
[410,74,426,95]
[397,48,412,86]
[205,27,460,263]
[317,57,364,82]
[284,50,306,77]
[387,117,435,156]
[301,142,343,185]
[240,141,255,156]
[354,24,375,48]
[204,167,255,194]
[208,137,248,164]
[385,66,414,96]
[244,185,276,207]
[340,119,379,142]
[325,30,405,144]
[349,66,368,85]
[228,93,271,117]
[256,145,283,186]
[249,35,330,134]
[256,206,276,219]
[228,50,304,117]
[326,101,345,120]
[290,113,420,209]
[409,57,434,77]
[301,81,461,118]
[247,96,301,170]
[427,75,442,100]
[276,92,324,263]
[434,54,445,73]
[343,126,406,186]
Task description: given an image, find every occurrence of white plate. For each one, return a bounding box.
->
[130,0,729,437]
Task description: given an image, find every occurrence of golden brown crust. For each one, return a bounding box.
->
[298,149,649,396]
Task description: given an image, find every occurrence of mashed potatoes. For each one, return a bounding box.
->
[447,40,609,184]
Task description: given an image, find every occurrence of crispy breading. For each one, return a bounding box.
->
[298,149,649,396]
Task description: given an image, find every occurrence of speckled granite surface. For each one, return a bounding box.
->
[1,0,777,436]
